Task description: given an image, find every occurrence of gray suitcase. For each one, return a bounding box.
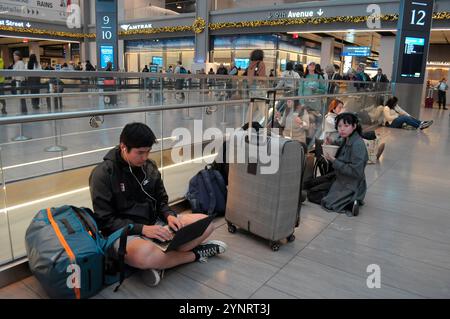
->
[225,128,304,251]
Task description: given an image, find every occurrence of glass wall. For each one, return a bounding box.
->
[0,147,13,264]
[121,0,196,19]
[125,38,195,72]
[211,34,322,75]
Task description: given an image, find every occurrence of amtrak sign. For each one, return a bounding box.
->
[267,8,324,19]
[120,23,153,31]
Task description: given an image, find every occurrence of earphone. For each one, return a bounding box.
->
[122,146,157,211]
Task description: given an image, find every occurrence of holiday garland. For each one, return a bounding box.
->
[1,12,449,37]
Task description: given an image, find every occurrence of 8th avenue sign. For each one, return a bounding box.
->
[267,9,324,19]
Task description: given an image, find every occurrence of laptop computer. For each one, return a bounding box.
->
[152,215,214,252]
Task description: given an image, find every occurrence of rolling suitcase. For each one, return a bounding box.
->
[225,98,304,251]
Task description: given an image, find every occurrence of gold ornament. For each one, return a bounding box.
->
[209,14,402,31]
[193,17,206,34]
[433,11,450,20]
[5,11,448,39]
[119,25,192,36]
[0,25,93,39]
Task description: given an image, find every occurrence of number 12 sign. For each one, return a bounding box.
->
[402,0,434,31]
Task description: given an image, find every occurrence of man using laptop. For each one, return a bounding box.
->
[89,123,227,287]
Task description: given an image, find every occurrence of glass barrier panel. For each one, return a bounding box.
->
[0,147,13,265]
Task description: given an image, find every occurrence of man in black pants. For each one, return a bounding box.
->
[437,78,448,110]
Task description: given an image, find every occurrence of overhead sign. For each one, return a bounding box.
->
[0,19,32,28]
[120,23,153,31]
[401,37,426,78]
[96,0,118,71]
[392,0,434,84]
[267,8,324,19]
[342,46,371,57]
[0,0,79,23]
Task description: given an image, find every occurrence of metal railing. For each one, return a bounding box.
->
[0,72,392,267]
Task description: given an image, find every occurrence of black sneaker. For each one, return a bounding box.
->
[139,269,164,287]
[420,120,433,130]
[193,240,227,263]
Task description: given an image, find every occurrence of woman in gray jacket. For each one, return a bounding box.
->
[322,112,368,216]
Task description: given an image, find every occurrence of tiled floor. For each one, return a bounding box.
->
[1,108,450,299]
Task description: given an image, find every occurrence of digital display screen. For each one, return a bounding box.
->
[100,45,114,69]
[342,46,371,57]
[152,56,163,66]
[400,37,425,78]
[235,58,250,69]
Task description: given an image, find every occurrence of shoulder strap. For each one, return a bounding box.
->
[101,224,133,293]
[113,226,131,293]
[199,169,217,216]
[71,206,98,238]
[211,169,227,196]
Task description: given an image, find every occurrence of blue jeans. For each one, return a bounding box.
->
[389,115,421,129]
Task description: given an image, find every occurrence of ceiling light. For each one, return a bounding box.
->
[177,4,182,9]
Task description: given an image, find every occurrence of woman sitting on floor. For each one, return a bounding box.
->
[383,97,433,130]
[305,113,368,217]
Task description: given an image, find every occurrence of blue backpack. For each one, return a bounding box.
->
[179,66,188,74]
[186,167,227,217]
[25,205,132,299]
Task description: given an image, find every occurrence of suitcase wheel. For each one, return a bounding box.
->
[270,242,280,251]
[227,223,237,234]
[287,234,296,243]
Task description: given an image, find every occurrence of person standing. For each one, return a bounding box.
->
[354,64,371,92]
[85,60,95,71]
[372,68,389,86]
[372,68,389,105]
[0,55,6,115]
[12,51,28,114]
[245,49,267,123]
[216,64,228,75]
[325,64,343,94]
[299,61,326,110]
[27,54,42,110]
[275,61,300,96]
[174,61,186,99]
[436,78,448,110]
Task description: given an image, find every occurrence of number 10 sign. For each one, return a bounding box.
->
[96,0,118,70]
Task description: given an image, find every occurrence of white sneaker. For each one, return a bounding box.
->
[140,269,164,287]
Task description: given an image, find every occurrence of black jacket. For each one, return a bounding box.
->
[372,74,389,83]
[89,147,174,236]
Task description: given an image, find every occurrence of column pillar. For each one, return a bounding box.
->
[379,36,396,81]
[118,40,125,71]
[194,0,211,64]
[29,42,40,63]
[79,0,91,64]
[320,37,334,67]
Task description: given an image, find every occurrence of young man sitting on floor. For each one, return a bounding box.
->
[89,123,227,287]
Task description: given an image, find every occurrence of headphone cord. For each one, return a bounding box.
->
[128,164,157,210]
